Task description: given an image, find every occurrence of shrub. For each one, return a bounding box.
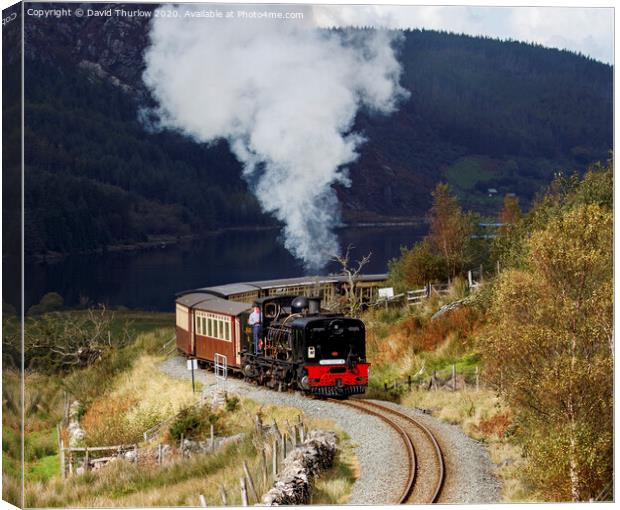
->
[224,395,240,413]
[169,406,218,441]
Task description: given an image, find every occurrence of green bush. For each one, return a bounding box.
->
[224,395,240,413]
[169,406,218,440]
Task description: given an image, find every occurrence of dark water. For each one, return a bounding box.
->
[23,225,426,312]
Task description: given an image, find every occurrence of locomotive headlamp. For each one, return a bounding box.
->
[308,346,315,358]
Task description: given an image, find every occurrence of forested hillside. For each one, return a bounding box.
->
[20,12,612,257]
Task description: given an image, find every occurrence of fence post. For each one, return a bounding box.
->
[210,424,215,451]
[384,382,388,392]
[84,447,89,471]
[407,375,412,391]
[475,366,480,391]
[260,448,268,486]
[272,440,278,477]
[452,364,456,392]
[432,370,438,391]
[479,264,484,283]
[60,439,66,479]
[198,495,207,507]
[158,443,162,465]
[219,485,228,505]
[496,260,500,275]
[240,477,249,506]
[255,414,263,433]
[468,270,473,288]
[281,433,287,461]
[243,461,258,503]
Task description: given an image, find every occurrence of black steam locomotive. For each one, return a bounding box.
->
[240,295,369,397]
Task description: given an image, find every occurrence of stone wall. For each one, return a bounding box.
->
[261,430,337,505]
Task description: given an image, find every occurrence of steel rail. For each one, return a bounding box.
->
[331,399,416,504]
[331,398,444,504]
[359,399,445,503]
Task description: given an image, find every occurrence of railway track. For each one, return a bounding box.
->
[331,398,445,504]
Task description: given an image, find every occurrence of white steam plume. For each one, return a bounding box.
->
[142,6,408,270]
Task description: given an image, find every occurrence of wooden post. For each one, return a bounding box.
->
[290,424,298,447]
[299,424,305,443]
[68,451,73,476]
[60,439,66,479]
[255,414,263,433]
[219,485,228,505]
[272,420,281,441]
[198,495,207,507]
[272,440,278,477]
[384,382,388,392]
[468,270,473,288]
[479,264,484,283]
[158,443,162,465]
[475,366,480,391]
[432,370,438,391]
[210,424,215,451]
[452,364,456,392]
[243,461,258,503]
[84,447,89,471]
[260,448,268,486]
[407,375,412,391]
[281,433,287,461]
[240,477,249,506]
[496,260,500,275]
[134,444,138,463]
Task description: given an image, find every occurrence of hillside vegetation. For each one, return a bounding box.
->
[2,310,355,507]
[16,21,612,257]
[366,158,612,501]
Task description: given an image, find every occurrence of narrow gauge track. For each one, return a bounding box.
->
[331,398,445,504]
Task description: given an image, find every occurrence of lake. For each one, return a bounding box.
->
[23,224,426,312]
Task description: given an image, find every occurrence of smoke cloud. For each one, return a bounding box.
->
[142,6,408,270]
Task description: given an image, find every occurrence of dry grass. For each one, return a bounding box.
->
[81,354,197,446]
[25,396,355,507]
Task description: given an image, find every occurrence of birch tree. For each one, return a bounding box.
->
[484,204,612,501]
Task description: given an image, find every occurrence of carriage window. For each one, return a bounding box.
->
[218,321,223,339]
[225,322,230,341]
[201,317,206,335]
[207,318,212,337]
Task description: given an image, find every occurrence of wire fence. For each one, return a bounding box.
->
[381,364,482,395]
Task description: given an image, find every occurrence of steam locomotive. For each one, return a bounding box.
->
[241,295,369,397]
[175,289,369,397]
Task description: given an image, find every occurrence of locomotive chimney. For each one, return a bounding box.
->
[308,298,321,314]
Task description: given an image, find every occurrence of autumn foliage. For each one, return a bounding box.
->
[483,161,613,501]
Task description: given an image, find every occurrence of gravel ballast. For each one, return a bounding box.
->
[159,356,500,504]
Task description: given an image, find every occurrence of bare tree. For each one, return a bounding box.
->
[331,245,372,317]
[25,306,131,372]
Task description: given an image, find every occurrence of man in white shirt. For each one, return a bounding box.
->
[248,305,262,354]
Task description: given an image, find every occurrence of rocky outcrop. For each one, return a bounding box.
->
[261,430,337,506]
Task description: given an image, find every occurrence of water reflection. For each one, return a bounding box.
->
[23,225,425,311]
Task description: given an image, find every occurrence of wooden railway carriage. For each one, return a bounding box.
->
[175,292,251,369]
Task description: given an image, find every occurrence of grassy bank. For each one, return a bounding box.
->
[5,309,355,506]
